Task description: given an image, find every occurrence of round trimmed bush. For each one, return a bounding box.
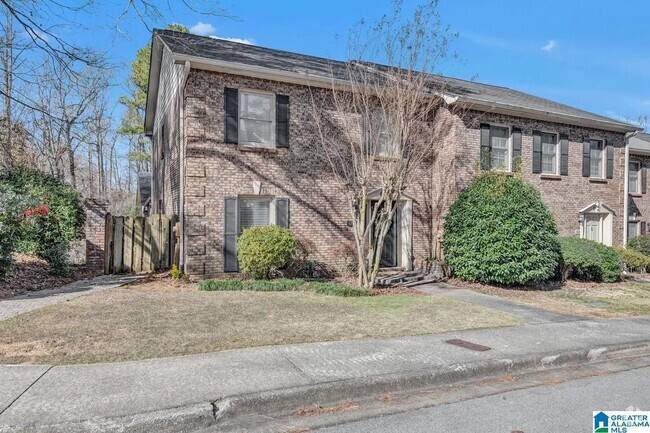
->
[558,237,621,282]
[237,226,297,279]
[443,172,560,285]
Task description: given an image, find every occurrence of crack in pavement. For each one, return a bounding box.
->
[0,365,53,418]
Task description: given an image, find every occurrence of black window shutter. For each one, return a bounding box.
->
[642,162,648,194]
[642,221,647,236]
[224,197,239,272]
[480,124,491,170]
[276,95,289,148]
[275,197,290,228]
[560,134,569,176]
[224,88,238,144]
[512,127,522,162]
[582,138,591,177]
[532,130,542,174]
[606,140,614,179]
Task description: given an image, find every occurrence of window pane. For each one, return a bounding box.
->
[491,148,508,170]
[590,140,603,178]
[239,199,271,232]
[629,162,640,193]
[541,134,557,174]
[490,127,509,170]
[240,119,272,146]
[240,93,272,121]
[377,132,398,157]
[628,222,638,239]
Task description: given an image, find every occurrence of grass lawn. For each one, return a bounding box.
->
[0,280,520,365]
[455,279,650,318]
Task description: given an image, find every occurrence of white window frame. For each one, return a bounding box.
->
[489,124,512,172]
[589,138,605,179]
[629,160,641,194]
[238,89,276,148]
[237,196,276,234]
[540,131,559,175]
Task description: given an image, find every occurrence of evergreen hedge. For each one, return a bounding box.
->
[443,172,561,285]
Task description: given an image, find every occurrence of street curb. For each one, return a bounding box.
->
[3,341,650,432]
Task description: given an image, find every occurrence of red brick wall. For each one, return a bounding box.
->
[451,110,627,245]
[182,70,432,276]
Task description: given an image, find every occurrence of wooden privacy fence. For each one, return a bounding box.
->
[105,214,179,274]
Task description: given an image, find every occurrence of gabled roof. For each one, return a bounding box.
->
[145,29,641,135]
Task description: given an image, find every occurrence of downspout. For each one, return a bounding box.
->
[179,61,191,272]
[623,131,639,247]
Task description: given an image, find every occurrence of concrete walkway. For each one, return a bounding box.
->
[415,282,584,324]
[1,315,649,432]
[0,274,144,321]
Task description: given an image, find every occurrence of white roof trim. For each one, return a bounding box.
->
[579,201,616,215]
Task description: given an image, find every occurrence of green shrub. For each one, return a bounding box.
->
[615,247,650,273]
[0,168,84,276]
[627,235,650,257]
[237,226,297,279]
[171,264,181,279]
[305,281,368,297]
[443,172,561,285]
[198,278,304,291]
[558,237,621,282]
[0,222,14,276]
[197,278,370,297]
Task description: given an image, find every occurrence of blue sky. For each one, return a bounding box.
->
[79,0,650,128]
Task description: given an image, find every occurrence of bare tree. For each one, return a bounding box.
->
[309,0,461,288]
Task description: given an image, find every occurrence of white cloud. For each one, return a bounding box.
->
[25,28,50,42]
[190,22,216,36]
[541,40,557,52]
[209,36,255,45]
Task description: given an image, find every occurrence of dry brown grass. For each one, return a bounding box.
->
[0,280,520,365]
[453,278,650,318]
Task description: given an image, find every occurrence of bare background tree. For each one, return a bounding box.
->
[309,0,461,288]
[0,1,227,214]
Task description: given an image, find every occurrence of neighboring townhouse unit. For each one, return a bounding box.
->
[144,30,640,277]
[627,133,650,244]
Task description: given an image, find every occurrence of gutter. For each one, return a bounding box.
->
[624,131,640,247]
[179,60,191,272]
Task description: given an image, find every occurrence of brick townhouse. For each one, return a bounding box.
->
[144,30,642,277]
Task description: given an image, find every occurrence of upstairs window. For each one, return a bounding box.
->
[629,161,641,194]
[541,133,558,174]
[490,126,510,171]
[589,139,604,178]
[239,91,275,148]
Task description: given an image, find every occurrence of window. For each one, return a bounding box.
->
[589,139,604,178]
[238,197,272,233]
[628,221,639,239]
[239,91,274,148]
[629,161,641,194]
[490,126,510,170]
[541,133,558,174]
[368,115,399,158]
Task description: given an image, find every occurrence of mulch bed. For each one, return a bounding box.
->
[0,254,98,300]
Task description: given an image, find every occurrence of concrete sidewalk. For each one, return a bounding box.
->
[415,282,583,324]
[0,274,144,321]
[1,315,649,432]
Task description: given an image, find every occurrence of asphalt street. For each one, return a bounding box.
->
[315,366,650,433]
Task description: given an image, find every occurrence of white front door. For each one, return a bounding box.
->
[585,214,601,242]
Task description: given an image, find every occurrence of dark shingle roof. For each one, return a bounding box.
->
[636,132,650,143]
[153,29,638,133]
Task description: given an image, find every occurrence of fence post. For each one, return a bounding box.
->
[84,199,109,274]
